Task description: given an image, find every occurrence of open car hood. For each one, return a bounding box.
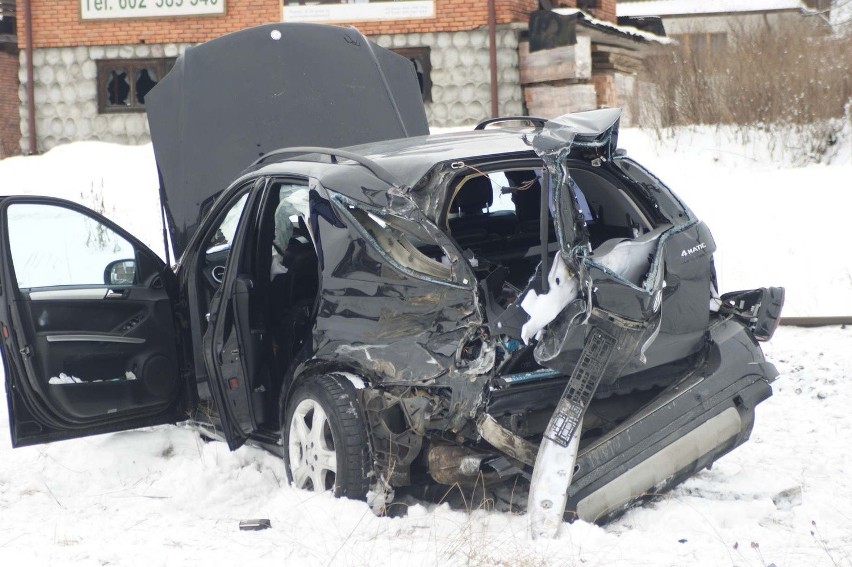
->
[145,23,429,256]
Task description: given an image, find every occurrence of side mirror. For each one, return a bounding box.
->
[104,259,137,285]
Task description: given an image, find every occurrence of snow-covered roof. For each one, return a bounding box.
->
[553,7,674,44]
[617,0,806,18]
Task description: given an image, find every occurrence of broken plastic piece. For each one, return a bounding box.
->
[528,327,618,539]
[546,329,617,447]
[720,287,785,341]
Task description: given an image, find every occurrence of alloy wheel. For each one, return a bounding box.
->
[287,398,338,491]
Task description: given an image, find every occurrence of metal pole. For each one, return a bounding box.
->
[487,0,498,118]
[23,0,36,154]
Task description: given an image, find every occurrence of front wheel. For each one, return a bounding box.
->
[283,374,371,499]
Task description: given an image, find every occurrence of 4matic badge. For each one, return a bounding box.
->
[681,243,707,257]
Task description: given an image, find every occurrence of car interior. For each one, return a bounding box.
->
[437,162,680,415]
[442,162,663,311]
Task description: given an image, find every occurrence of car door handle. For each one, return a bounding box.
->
[105,288,130,299]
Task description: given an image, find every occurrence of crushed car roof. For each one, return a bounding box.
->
[247,108,623,210]
[251,129,538,194]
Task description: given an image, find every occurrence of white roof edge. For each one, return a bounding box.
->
[553,7,674,44]
[617,0,806,18]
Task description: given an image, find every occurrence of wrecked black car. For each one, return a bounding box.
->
[0,24,784,535]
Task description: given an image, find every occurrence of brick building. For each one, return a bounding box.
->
[0,0,664,156]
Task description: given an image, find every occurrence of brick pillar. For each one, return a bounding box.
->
[0,46,21,158]
[592,0,617,23]
[592,73,617,108]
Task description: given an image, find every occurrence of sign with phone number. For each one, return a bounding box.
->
[81,0,225,20]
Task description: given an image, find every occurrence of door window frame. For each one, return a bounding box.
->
[0,195,187,447]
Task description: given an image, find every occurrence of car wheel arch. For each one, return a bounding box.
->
[278,361,376,429]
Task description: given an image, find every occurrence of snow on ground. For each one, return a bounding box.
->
[0,326,849,566]
[0,128,851,565]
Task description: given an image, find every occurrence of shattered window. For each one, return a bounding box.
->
[615,158,693,225]
[106,68,130,107]
[97,58,175,113]
[348,207,454,281]
[445,169,555,253]
[135,68,159,104]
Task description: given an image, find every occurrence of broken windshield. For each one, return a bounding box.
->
[615,158,695,226]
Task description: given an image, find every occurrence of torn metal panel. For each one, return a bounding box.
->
[614,220,717,376]
[535,107,622,166]
[304,181,492,428]
[328,189,473,289]
[528,414,582,538]
[477,414,538,467]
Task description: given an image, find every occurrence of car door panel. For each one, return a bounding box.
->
[0,197,189,447]
[196,182,264,450]
[203,274,259,446]
[18,287,181,419]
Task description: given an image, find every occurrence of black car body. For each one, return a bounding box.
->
[0,23,783,528]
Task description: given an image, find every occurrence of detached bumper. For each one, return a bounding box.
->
[564,316,776,522]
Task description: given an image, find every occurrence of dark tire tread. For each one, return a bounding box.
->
[283,373,371,499]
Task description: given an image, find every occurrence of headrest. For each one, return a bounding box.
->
[507,170,542,222]
[505,170,538,187]
[451,175,493,214]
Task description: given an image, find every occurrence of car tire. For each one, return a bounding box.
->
[283,374,371,499]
